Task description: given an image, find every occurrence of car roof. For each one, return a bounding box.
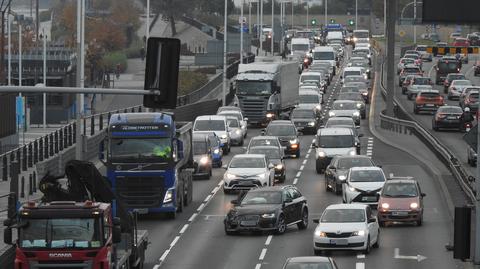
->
[344,67,363,71]
[233,154,265,159]
[418,88,438,93]
[302,71,322,76]
[326,203,367,210]
[350,166,383,172]
[248,145,280,151]
[333,155,372,161]
[327,117,355,122]
[251,135,279,140]
[286,256,332,263]
[269,120,294,125]
[299,90,321,96]
[385,179,417,184]
[195,115,226,121]
[318,127,353,136]
[404,64,420,68]
[249,185,290,193]
[333,100,356,104]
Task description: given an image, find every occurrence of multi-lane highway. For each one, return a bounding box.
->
[393,52,480,175]
[129,51,463,269]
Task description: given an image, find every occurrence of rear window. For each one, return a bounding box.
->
[438,107,462,113]
[404,68,420,73]
[414,78,431,84]
[420,92,440,98]
[194,120,225,131]
[416,47,426,52]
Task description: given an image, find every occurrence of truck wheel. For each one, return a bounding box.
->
[166,211,176,219]
[176,191,184,213]
[316,160,323,174]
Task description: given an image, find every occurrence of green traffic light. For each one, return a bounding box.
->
[349,19,355,26]
[330,19,335,24]
[311,19,317,25]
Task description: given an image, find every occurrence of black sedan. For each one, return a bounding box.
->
[432,105,463,131]
[224,186,309,235]
[263,120,301,158]
[291,106,321,134]
[248,145,286,182]
[336,92,367,119]
[325,155,377,195]
[282,256,339,269]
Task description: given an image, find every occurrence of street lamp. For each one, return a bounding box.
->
[223,0,228,106]
[324,0,328,28]
[400,1,422,44]
[271,0,274,56]
[355,0,358,30]
[39,30,47,130]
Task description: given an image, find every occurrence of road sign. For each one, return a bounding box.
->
[399,30,406,37]
[463,126,477,151]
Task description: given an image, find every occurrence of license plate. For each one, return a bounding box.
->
[241,220,257,227]
[135,208,149,214]
[247,96,262,100]
[361,196,377,202]
[425,104,435,107]
[392,211,409,216]
[330,239,348,245]
[447,116,457,120]
[240,180,253,186]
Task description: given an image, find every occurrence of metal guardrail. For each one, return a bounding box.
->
[377,57,476,202]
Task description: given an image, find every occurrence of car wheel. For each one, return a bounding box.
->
[417,216,423,226]
[432,122,438,131]
[316,160,323,174]
[223,187,230,194]
[407,94,412,100]
[373,231,380,248]
[402,88,406,94]
[325,178,330,192]
[363,236,371,254]
[239,139,244,146]
[225,225,237,236]
[297,209,309,230]
[280,174,286,183]
[413,107,419,114]
[276,214,286,235]
[208,169,212,178]
[335,183,342,195]
[296,150,301,158]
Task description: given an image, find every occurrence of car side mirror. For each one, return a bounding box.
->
[222,164,228,169]
[421,193,426,197]
[112,217,122,244]
[328,165,336,171]
[3,227,12,245]
[231,199,239,205]
[284,197,293,204]
[368,217,376,223]
[358,133,364,137]
[356,126,361,129]
[313,219,320,224]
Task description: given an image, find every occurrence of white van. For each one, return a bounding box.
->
[291,38,311,54]
[341,67,365,84]
[326,31,344,44]
[193,115,231,154]
[312,46,337,75]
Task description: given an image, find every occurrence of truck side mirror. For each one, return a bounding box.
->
[143,37,181,109]
[112,217,122,244]
[3,227,11,245]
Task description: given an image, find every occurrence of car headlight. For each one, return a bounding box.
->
[367,69,370,73]
[261,213,276,218]
[338,175,347,181]
[364,74,368,79]
[367,54,371,58]
[361,91,368,96]
[266,113,275,118]
[163,189,174,203]
[225,173,237,180]
[256,173,266,179]
[353,37,358,42]
[308,121,315,126]
[315,230,327,237]
[200,156,209,165]
[329,111,336,117]
[290,139,298,144]
[356,103,362,108]
[235,130,241,135]
[410,202,419,209]
[275,164,283,170]
[221,134,228,139]
[381,203,389,209]
[348,185,357,192]
[352,230,366,236]
[213,149,220,154]
[318,151,326,158]
[353,111,360,117]
[315,105,321,111]
[349,150,356,156]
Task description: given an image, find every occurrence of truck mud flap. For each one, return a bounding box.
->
[180,169,193,207]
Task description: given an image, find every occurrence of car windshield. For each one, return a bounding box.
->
[338,93,362,101]
[416,47,426,52]
[110,138,172,161]
[313,51,334,60]
[344,71,361,77]
[292,44,309,51]
[285,262,334,269]
[194,120,225,131]
[236,81,272,95]
[299,94,320,103]
[448,74,465,81]
[266,125,296,136]
[227,118,240,127]
[249,138,278,147]
[401,59,414,64]
[469,93,479,100]
[318,135,353,148]
[404,54,418,59]
[219,112,241,121]
[344,76,365,83]
[19,218,102,249]
[350,170,385,182]
[326,118,353,127]
[337,158,373,169]
[382,182,418,197]
[292,110,315,118]
[321,209,366,223]
[332,102,357,110]
[354,31,369,38]
[249,148,281,159]
[241,191,282,205]
[341,86,360,93]
[438,107,463,114]
[438,62,459,72]
[404,68,420,73]
[229,157,265,168]
[193,141,208,155]
[420,92,439,98]
[301,75,321,82]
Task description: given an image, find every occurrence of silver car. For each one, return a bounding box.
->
[328,100,361,125]
[222,154,275,193]
[226,117,244,146]
[218,110,248,138]
[448,80,473,100]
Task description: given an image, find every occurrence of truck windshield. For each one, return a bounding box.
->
[194,120,226,131]
[110,138,172,161]
[354,31,369,38]
[291,44,309,51]
[20,218,102,249]
[313,51,334,60]
[438,62,460,73]
[236,81,272,95]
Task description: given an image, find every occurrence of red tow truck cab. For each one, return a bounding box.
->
[5,200,148,269]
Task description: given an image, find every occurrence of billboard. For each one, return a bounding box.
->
[422,0,480,24]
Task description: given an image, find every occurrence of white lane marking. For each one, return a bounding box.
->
[305,153,310,158]
[428,64,435,78]
[218,180,224,187]
[303,159,307,165]
[356,262,365,269]
[300,165,305,171]
[170,236,180,247]
[212,186,219,194]
[357,254,366,259]
[259,248,268,260]
[159,249,170,262]
[296,171,302,177]
[293,178,298,185]
[179,224,189,234]
[255,264,262,269]
[188,213,198,222]
[265,235,273,246]
[312,139,316,143]
[204,194,212,202]
[197,203,205,212]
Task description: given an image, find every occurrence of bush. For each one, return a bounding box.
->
[178,71,209,96]
[124,38,143,59]
[102,51,128,72]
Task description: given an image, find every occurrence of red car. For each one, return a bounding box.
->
[452,37,470,47]
[378,178,426,226]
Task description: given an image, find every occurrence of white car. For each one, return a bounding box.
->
[222,154,274,193]
[328,100,361,125]
[313,203,380,255]
[218,110,248,138]
[397,58,415,74]
[193,115,231,154]
[448,80,473,100]
[342,167,387,205]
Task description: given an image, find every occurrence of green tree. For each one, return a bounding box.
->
[149,0,195,37]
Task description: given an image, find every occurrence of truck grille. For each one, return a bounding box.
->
[116,176,165,208]
[238,97,268,122]
[30,260,92,269]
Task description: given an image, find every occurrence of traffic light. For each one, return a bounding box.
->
[311,19,317,26]
[329,19,335,24]
[348,19,355,26]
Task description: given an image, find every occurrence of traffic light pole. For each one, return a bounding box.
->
[385,0,396,117]
[324,0,327,27]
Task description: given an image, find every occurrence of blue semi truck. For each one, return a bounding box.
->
[102,112,193,218]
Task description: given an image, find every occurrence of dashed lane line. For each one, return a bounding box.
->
[356,262,365,269]
[259,248,268,260]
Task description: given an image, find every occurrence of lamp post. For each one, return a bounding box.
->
[240,0,244,63]
[146,0,150,41]
[260,0,263,53]
[271,0,274,55]
[306,1,309,29]
[355,0,358,30]
[7,8,11,86]
[222,0,228,106]
[40,30,47,129]
[324,0,328,27]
